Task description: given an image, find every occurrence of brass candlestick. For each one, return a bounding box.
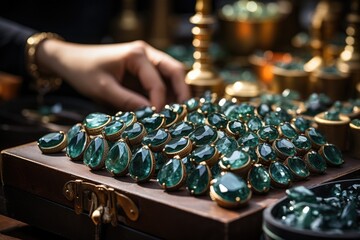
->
[185,0,224,97]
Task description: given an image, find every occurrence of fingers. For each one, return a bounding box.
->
[94,73,151,111]
[125,44,167,110]
[145,45,191,103]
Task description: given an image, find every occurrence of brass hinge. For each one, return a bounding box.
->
[63,179,139,226]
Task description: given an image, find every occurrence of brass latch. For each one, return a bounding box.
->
[63,179,139,226]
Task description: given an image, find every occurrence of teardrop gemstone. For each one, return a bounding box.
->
[105,140,131,176]
[247,164,270,194]
[187,163,211,195]
[269,162,292,188]
[83,136,108,170]
[83,112,111,135]
[210,172,251,208]
[129,146,155,182]
[189,125,218,146]
[157,157,186,191]
[66,130,89,161]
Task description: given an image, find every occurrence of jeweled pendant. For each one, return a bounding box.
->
[122,122,146,146]
[163,136,192,158]
[169,121,194,138]
[157,157,186,191]
[83,112,111,135]
[219,149,251,175]
[273,138,296,160]
[129,146,155,183]
[83,135,108,170]
[142,128,171,152]
[210,172,252,208]
[284,156,309,180]
[225,120,247,138]
[102,120,126,141]
[115,111,137,127]
[305,127,327,149]
[189,124,218,147]
[319,143,344,166]
[256,142,277,166]
[190,144,220,166]
[207,112,228,130]
[140,113,165,132]
[247,164,270,194]
[66,129,89,161]
[105,139,131,176]
[187,162,212,195]
[268,161,292,188]
[304,150,327,174]
[257,125,279,143]
[66,123,82,145]
[38,131,67,154]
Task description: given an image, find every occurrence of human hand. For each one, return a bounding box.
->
[36,39,191,111]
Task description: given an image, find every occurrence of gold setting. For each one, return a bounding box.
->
[38,131,67,154]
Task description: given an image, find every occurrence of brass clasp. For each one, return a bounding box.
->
[63,179,139,226]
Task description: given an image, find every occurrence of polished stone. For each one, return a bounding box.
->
[157,157,185,191]
[187,163,211,195]
[105,140,131,176]
[83,136,107,170]
[129,146,155,182]
[248,164,270,193]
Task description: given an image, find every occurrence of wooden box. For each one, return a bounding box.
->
[1,142,360,240]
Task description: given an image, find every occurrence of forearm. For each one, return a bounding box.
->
[0,17,36,76]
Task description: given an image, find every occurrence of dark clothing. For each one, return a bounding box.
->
[0,0,120,95]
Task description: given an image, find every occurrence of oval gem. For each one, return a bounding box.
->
[157,157,185,191]
[142,128,170,151]
[220,149,250,173]
[238,132,259,148]
[258,125,279,142]
[320,144,344,166]
[115,111,136,127]
[83,136,108,170]
[285,156,309,180]
[164,137,191,158]
[274,138,296,159]
[189,125,218,146]
[304,151,327,174]
[129,146,155,182]
[102,120,125,141]
[190,144,218,166]
[247,164,270,194]
[207,112,228,129]
[187,163,211,195]
[226,120,247,138]
[105,140,131,176]
[279,122,298,139]
[269,162,292,188]
[66,130,88,161]
[67,123,82,145]
[186,111,205,126]
[141,114,165,132]
[257,142,277,165]
[169,121,194,138]
[38,131,66,153]
[247,116,263,132]
[215,136,238,156]
[83,112,111,135]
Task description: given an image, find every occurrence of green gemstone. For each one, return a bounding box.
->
[154,152,168,174]
[187,163,211,195]
[293,116,311,133]
[237,103,255,121]
[207,112,227,129]
[169,121,194,138]
[103,120,125,137]
[215,136,238,156]
[140,114,165,132]
[321,144,344,166]
[83,113,111,132]
[83,136,107,170]
[142,128,170,150]
[189,125,218,146]
[306,127,326,146]
[258,125,279,142]
[238,132,259,148]
[256,103,271,118]
[157,158,185,191]
[199,102,220,115]
[190,144,217,164]
[169,103,185,116]
[248,164,270,193]
[257,143,277,165]
[263,112,282,126]
[115,111,136,127]
[164,137,190,157]
[247,116,263,132]
[105,140,131,176]
[122,122,145,142]
[305,151,327,174]
[227,120,247,137]
[211,162,221,178]
[220,149,250,171]
[38,132,65,149]
[135,106,155,120]
[66,130,88,160]
[242,146,259,164]
[129,146,155,182]
[186,111,205,126]
[324,109,340,121]
[274,138,296,158]
[286,156,310,179]
[211,172,251,206]
[279,122,298,139]
[269,162,292,187]
[67,123,82,144]
[351,118,360,127]
[292,135,311,153]
[181,156,195,174]
[160,108,178,127]
[184,97,200,112]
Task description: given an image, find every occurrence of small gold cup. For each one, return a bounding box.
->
[314,112,350,151]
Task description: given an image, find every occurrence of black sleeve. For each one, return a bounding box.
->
[0,17,37,77]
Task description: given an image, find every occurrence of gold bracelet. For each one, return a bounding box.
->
[25,32,64,94]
